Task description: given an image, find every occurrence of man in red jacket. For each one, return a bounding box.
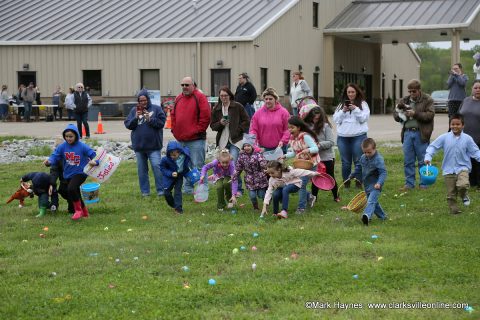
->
[171,76,211,194]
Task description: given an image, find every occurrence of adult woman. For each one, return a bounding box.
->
[250,87,290,153]
[52,85,65,120]
[210,86,250,196]
[447,63,468,127]
[290,71,312,116]
[73,83,92,139]
[0,85,9,121]
[459,80,480,188]
[64,87,76,121]
[333,83,370,188]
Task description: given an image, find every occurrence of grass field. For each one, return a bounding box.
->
[0,141,478,319]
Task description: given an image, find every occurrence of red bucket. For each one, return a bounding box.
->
[312,173,335,191]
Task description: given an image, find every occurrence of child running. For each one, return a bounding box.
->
[302,105,340,203]
[261,160,319,219]
[231,134,269,211]
[200,149,238,211]
[44,124,98,220]
[425,114,480,214]
[349,138,387,226]
[159,141,193,214]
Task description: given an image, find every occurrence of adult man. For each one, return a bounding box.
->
[393,79,435,191]
[21,82,36,122]
[171,76,211,194]
[73,83,92,139]
[234,73,257,128]
[125,89,166,197]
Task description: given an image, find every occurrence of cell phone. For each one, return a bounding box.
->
[222,115,229,120]
[136,105,144,112]
[344,100,350,106]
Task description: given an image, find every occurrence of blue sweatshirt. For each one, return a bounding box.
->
[159,141,192,189]
[124,89,166,152]
[351,151,387,193]
[21,172,51,194]
[48,124,96,179]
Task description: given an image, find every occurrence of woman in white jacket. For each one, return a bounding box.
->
[290,71,312,116]
[333,83,370,188]
[64,87,76,120]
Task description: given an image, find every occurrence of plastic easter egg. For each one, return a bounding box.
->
[232,248,239,254]
[182,266,190,272]
[208,278,216,286]
[353,274,359,279]
[240,246,246,251]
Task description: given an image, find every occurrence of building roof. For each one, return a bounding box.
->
[0,0,298,45]
[324,0,480,43]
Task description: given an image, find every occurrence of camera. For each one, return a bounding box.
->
[136,105,145,112]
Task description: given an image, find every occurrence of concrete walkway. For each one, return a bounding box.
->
[0,114,450,143]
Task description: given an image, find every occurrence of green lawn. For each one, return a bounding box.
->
[0,143,478,319]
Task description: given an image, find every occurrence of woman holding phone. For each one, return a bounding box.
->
[333,83,370,188]
[210,86,250,196]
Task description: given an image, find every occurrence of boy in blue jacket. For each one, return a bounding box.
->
[21,172,56,217]
[160,141,193,214]
[350,138,387,226]
[44,124,98,220]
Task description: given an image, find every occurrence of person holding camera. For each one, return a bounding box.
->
[210,86,250,197]
[393,79,434,191]
[333,83,370,188]
[447,63,468,127]
[124,89,166,197]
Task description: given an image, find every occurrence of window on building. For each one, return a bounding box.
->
[313,2,319,28]
[392,79,397,103]
[141,69,160,90]
[399,79,404,98]
[211,69,231,97]
[284,70,291,95]
[313,73,319,100]
[83,70,102,96]
[260,68,268,91]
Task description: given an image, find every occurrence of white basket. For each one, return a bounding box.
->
[263,147,283,161]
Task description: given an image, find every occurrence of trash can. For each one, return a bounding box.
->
[88,105,100,121]
[97,102,121,117]
[122,102,137,117]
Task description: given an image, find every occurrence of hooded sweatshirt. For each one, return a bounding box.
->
[48,124,96,179]
[160,141,193,189]
[21,172,51,195]
[124,89,166,152]
[249,102,290,149]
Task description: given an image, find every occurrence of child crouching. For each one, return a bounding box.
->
[261,160,319,219]
[231,134,269,210]
[200,149,238,211]
[21,172,57,217]
[159,141,193,214]
[349,138,387,226]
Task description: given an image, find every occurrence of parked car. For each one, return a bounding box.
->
[430,90,449,113]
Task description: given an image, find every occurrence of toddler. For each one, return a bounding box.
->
[21,172,56,217]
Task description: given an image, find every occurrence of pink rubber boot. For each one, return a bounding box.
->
[72,201,83,220]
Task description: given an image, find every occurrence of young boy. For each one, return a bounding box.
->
[425,114,480,214]
[349,138,387,226]
[159,141,193,214]
[21,172,56,217]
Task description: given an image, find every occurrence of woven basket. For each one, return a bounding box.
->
[338,178,367,213]
[292,153,314,170]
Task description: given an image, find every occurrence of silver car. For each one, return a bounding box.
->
[430,90,449,113]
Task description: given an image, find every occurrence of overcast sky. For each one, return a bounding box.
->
[420,41,480,50]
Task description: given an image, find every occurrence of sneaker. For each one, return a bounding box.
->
[355,180,363,189]
[141,193,150,197]
[361,214,369,226]
[175,209,183,215]
[308,195,317,208]
[218,208,224,212]
[235,191,243,198]
[227,202,234,209]
[277,210,288,219]
[418,185,428,190]
[334,197,341,203]
[463,195,471,206]
[398,185,413,192]
[295,208,305,215]
[50,205,57,212]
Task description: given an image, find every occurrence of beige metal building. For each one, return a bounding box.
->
[1,0,479,112]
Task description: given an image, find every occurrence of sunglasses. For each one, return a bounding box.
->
[408,89,418,93]
[181,84,191,87]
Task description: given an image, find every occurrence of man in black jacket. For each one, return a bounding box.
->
[234,73,257,132]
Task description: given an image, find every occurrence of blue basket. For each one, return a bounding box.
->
[81,182,101,204]
[185,168,201,185]
[419,165,438,185]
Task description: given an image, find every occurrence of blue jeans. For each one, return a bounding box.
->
[164,177,183,212]
[135,150,163,195]
[227,142,243,193]
[297,166,316,210]
[23,101,32,121]
[363,189,387,220]
[75,112,90,138]
[402,130,428,188]
[249,188,266,206]
[180,139,206,193]
[272,184,300,214]
[67,109,74,120]
[292,107,298,116]
[337,134,367,181]
[0,104,8,120]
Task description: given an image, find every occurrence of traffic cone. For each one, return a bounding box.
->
[165,110,172,129]
[82,124,86,137]
[95,112,106,134]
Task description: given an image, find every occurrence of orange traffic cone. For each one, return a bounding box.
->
[82,124,86,137]
[95,112,106,134]
[165,110,172,129]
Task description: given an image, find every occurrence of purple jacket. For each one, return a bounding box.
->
[201,159,238,194]
[233,151,269,190]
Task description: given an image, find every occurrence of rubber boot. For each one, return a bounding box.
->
[81,204,89,218]
[36,207,46,218]
[72,200,83,220]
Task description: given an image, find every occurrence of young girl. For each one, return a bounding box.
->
[200,149,238,211]
[283,116,320,214]
[231,134,269,210]
[303,106,340,203]
[44,124,98,220]
[261,160,319,219]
